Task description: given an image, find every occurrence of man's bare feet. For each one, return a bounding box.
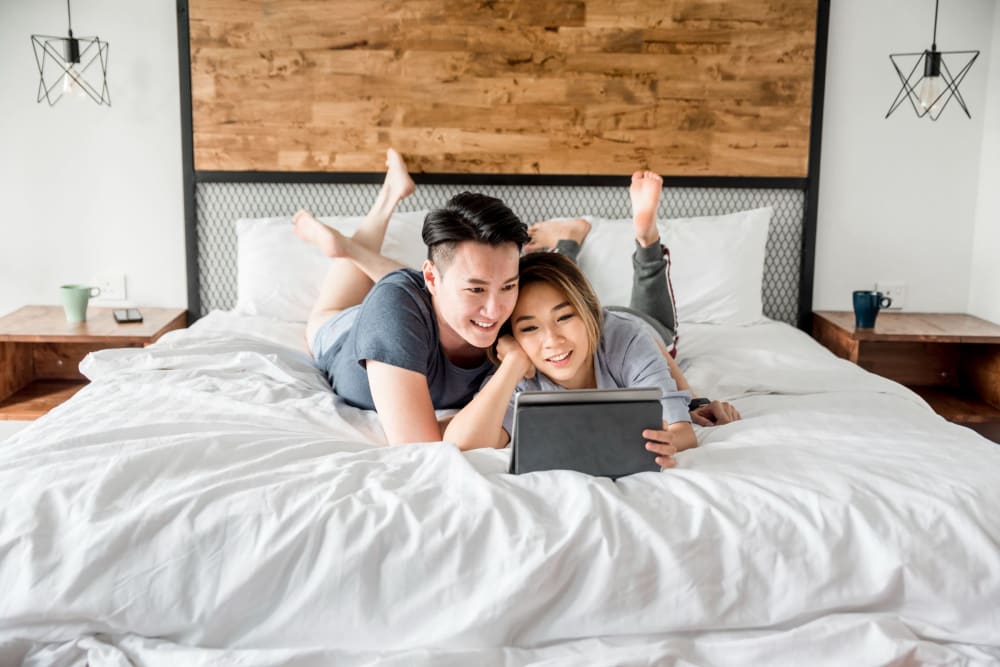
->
[524,218,592,253]
[292,210,349,258]
[630,171,663,248]
[384,148,415,201]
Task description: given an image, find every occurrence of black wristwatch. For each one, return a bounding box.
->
[688,397,711,411]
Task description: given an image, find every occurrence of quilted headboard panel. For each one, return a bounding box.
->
[194,181,804,323]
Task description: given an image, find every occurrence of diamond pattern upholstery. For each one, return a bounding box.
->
[195,183,804,324]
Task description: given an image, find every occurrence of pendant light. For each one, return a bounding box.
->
[885,0,978,121]
[31,0,111,106]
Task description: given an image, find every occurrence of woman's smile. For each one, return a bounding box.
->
[545,350,573,366]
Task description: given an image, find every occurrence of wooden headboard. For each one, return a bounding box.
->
[184,0,818,177]
[177,0,829,325]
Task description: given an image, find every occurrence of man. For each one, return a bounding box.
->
[293,149,529,445]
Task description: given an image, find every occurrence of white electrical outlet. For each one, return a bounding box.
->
[876,282,905,310]
[94,273,128,301]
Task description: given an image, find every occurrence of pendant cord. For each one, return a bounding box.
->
[66,0,73,36]
[931,0,939,49]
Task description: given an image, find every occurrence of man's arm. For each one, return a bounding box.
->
[443,337,533,450]
[367,360,442,445]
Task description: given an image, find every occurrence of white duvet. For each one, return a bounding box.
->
[1,313,998,667]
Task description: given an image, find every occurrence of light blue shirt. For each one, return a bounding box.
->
[500,309,692,435]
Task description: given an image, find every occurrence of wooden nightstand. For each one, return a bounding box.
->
[0,306,187,420]
[812,311,1000,441]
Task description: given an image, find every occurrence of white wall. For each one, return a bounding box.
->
[968,6,1000,324]
[814,0,996,317]
[0,1,996,322]
[0,0,186,317]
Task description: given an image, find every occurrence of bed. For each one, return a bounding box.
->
[2,203,999,666]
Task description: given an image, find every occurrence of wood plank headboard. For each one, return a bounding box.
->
[185,0,818,177]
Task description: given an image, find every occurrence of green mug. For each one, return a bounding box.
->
[60,284,101,323]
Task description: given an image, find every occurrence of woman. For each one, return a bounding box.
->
[445,171,740,468]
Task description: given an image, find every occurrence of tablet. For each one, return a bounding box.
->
[509,387,663,479]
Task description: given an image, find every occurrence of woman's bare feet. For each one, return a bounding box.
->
[385,148,415,202]
[292,210,350,258]
[630,171,663,248]
[524,218,592,253]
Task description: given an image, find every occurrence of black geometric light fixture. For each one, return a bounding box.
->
[31,0,111,106]
[886,0,978,121]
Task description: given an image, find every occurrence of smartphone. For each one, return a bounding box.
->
[113,308,143,323]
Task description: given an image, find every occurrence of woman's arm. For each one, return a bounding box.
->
[665,420,698,452]
[661,345,691,392]
[443,336,534,451]
[657,338,740,426]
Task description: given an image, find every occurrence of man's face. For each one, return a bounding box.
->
[424,241,521,351]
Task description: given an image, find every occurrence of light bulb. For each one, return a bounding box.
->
[61,64,87,98]
[917,75,941,112]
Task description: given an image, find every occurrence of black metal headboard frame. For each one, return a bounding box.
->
[175,0,829,330]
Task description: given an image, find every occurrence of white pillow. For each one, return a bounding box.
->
[575,207,772,325]
[235,210,428,322]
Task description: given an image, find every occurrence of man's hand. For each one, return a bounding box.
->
[690,400,741,426]
[642,428,677,468]
[495,335,535,379]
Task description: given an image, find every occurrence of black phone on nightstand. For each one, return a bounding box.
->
[113,308,143,323]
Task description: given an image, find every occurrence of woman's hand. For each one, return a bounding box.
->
[690,400,741,426]
[496,335,535,379]
[642,428,678,469]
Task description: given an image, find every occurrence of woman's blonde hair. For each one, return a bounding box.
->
[489,252,603,365]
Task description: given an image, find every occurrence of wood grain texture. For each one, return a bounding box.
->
[0,306,187,344]
[0,381,85,421]
[811,311,1000,344]
[812,311,1000,429]
[188,0,818,176]
[0,306,189,420]
[0,343,33,402]
[963,344,1000,411]
[855,341,960,388]
[32,343,129,381]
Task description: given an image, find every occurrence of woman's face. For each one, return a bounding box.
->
[511,281,595,389]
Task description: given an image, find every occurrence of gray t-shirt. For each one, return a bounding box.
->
[314,269,493,410]
[499,309,692,435]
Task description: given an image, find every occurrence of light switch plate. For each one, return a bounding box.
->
[94,273,127,301]
[876,282,905,310]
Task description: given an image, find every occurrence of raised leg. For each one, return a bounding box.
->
[296,148,416,349]
[627,171,677,345]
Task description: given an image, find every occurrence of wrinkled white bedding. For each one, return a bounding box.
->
[1,312,998,667]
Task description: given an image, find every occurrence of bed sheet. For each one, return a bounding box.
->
[1,313,998,666]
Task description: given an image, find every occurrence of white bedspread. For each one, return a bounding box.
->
[1,313,998,666]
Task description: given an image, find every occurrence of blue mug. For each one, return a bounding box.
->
[852,290,892,329]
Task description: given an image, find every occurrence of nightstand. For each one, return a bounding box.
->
[812,311,1000,441]
[0,306,187,420]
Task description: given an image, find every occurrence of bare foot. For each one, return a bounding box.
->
[384,148,415,201]
[524,218,592,253]
[292,210,349,257]
[630,171,663,248]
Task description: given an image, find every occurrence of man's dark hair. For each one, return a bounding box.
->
[422,192,529,267]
